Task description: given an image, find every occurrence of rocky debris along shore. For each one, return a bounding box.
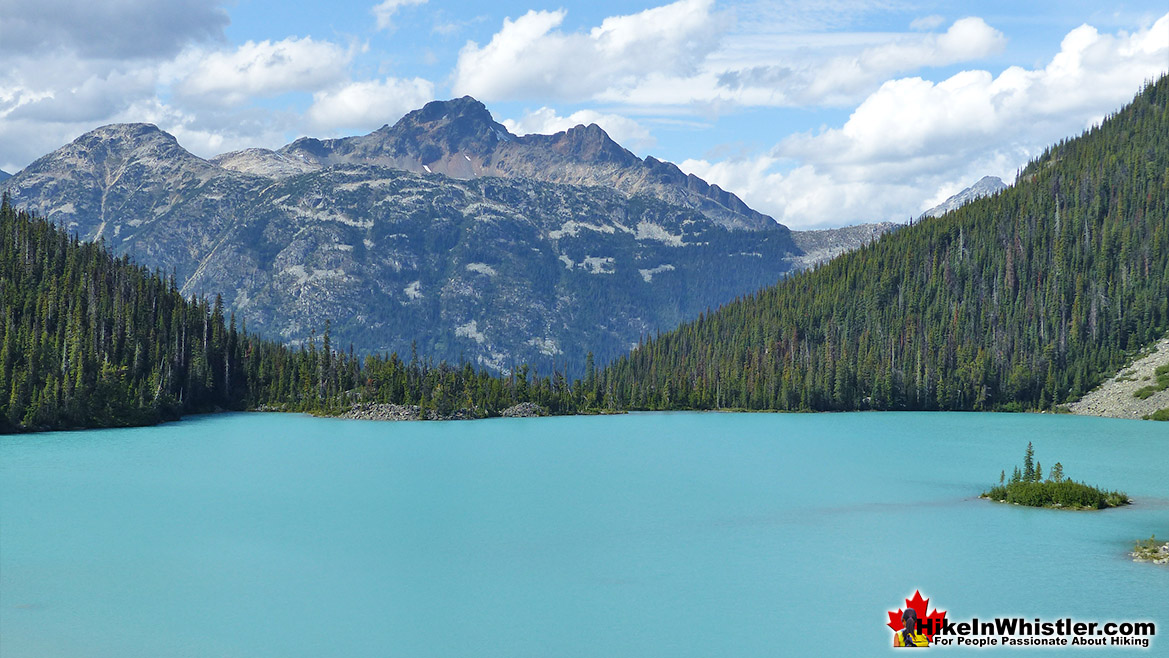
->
[1132,540,1169,565]
[499,402,547,418]
[1067,337,1169,419]
[335,401,547,421]
[336,403,478,421]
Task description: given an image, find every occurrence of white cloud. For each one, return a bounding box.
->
[452,0,726,102]
[0,52,170,169]
[783,15,1168,174]
[502,108,656,151]
[372,0,427,31]
[1,56,157,124]
[713,17,1006,108]
[307,77,435,133]
[453,4,1004,111]
[681,14,1169,229]
[910,15,945,31]
[108,98,298,159]
[0,0,228,59]
[868,17,1006,71]
[175,37,350,107]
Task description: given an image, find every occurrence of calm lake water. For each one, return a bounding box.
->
[1,411,1167,656]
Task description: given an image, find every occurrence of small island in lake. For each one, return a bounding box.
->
[980,442,1130,510]
[1131,535,1169,565]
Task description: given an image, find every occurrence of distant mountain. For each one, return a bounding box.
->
[0,169,10,182]
[598,76,1169,411]
[2,98,893,374]
[921,176,1007,218]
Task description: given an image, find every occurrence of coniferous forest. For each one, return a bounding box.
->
[596,76,1169,412]
[0,198,575,431]
[1,75,1167,432]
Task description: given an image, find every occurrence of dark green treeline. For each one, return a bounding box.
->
[597,76,1169,412]
[0,199,579,432]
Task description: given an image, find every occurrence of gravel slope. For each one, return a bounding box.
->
[1067,337,1169,420]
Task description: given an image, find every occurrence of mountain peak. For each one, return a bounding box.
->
[270,95,513,171]
[387,95,509,142]
[76,123,176,147]
[922,175,1007,218]
[416,96,493,123]
[13,122,205,180]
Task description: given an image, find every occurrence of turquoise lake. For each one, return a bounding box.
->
[1,411,1167,656]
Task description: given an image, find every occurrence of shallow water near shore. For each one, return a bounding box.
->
[2,411,1167,656]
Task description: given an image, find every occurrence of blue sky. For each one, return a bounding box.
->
[1,0,1166,228]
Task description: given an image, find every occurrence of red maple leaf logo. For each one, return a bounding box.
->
[887,590,947,642]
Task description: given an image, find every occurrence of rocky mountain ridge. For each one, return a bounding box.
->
[215,97,776,232]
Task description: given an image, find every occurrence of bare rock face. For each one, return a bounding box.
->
[211,148,319,178]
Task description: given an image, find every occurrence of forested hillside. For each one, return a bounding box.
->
[596,76,1169,412]
[0,199,572,431]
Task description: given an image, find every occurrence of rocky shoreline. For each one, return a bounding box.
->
[1131,538,1169,565]
[1067,337,1169,420]
[335,401,547,421]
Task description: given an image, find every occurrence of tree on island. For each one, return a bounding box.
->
[1023,442,1035,482]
